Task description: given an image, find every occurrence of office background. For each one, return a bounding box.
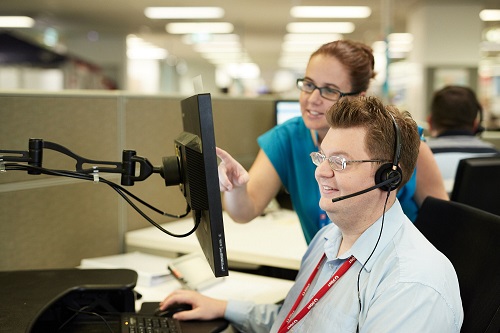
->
[1,0,500,271]
[1,0,500,123]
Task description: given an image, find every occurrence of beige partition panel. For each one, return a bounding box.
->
[0,92,123,270]
[0,91,276,270]
[212,97,276,169]
[122,95,187,232]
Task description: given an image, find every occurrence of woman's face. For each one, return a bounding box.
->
[299,54,353,136]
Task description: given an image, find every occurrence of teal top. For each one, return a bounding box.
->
[258,117,421,244]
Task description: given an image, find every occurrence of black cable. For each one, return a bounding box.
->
[356,190,391,332]
[58,305,115,333]
[106,182,199,238]
[3,162,197,238]
[100,177,190,218]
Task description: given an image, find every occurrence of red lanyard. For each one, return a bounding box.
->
[277,254,356,333]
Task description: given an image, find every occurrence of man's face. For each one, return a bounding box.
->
[315,127,381,218]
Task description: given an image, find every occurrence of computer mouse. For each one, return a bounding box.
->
[155,303,192,317]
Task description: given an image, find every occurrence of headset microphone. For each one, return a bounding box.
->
[331,173,401,203]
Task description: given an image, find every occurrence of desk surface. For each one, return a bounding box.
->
[126,209,307,271]
[135,270,294,308]
[79,252,295,310]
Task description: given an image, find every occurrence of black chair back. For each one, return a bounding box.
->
[414,197,500,333]
[451,155,500,216]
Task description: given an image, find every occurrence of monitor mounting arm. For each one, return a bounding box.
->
[0,138,181,187]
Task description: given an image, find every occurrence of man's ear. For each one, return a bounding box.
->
[472,117,480,133]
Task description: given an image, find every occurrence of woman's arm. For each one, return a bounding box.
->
[414,141,449,206]
[218,148,282,222]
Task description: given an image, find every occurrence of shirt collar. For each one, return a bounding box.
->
[322,200,406,272]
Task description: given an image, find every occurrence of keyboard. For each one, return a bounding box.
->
[121,313,183,333]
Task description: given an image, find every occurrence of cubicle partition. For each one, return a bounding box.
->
[0,91,276,270]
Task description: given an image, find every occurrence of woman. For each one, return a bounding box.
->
[218,40,448,243]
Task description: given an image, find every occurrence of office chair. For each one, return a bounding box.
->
[451,155,500,216]
[414,197,500,333]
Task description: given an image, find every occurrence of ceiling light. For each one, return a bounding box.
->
[287,22,355,34]
[371,41,387,53]
[484,27,500,42]
[0,16,35,28]
[220,63,261,79]
[206,55,253,65]
[127,48,168,60]
[387,33,413,43]
[126,35,168,60]
[166,22,234,34]
[480,9,500,21]
[291,6,371,18]
[182,33,239,45]
[145,7,224,19]
[387,33,413,54]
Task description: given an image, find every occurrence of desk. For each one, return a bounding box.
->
[126,209,307,271]
[79,252,295,310]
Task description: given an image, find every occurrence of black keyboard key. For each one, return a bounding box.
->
[122,314,182,333]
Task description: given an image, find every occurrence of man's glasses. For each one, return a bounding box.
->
[310,152,388,171]
[296,79,359,102]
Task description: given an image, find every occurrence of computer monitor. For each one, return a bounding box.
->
[450,155,500,216]
[275,100,301,126]
[172,93,228,277]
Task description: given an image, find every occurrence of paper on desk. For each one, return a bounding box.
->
[200,272,294,304]
[79,252,173,287]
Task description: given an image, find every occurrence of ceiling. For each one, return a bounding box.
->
[0,0,498,85]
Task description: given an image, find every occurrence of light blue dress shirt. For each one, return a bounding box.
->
[224,200,463,333]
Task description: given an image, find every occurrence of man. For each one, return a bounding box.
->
[159,96,463,332]
[427,85,499,183]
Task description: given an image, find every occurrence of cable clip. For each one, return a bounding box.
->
[0,157,5,173]
[92,166,99,183]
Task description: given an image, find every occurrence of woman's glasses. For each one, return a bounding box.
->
[297,79,359,101]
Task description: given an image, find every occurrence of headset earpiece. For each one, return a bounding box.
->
[374,112,403,192]
[374,163,402,192]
